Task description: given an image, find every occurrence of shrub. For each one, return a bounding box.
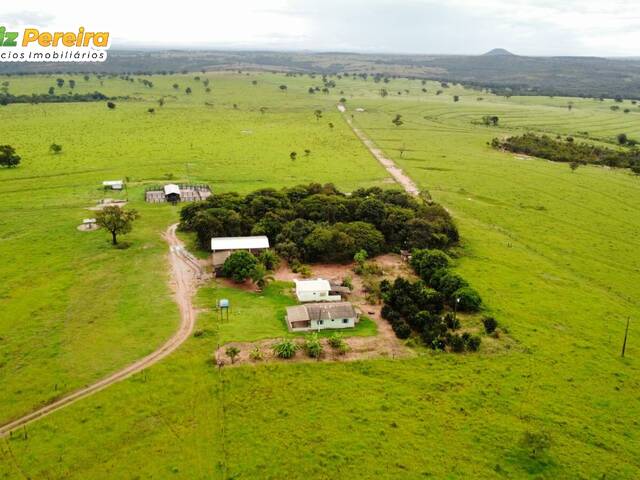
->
[482,316,498,333]
[454,286,482,312]
[272,339,298,359]
[449,334,465,353]
[327,332,344,349]
[444,312,460,330]
[392,320,411,339]
[411,249,450,283]
[465,335,482,352]
[258,250,280,270]
[341,276,353,291]
[221,251,258,282]
[304,333,323,358]
[225,346,240,364]
[249,346,263,361]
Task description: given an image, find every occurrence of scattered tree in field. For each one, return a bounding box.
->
[380,88,388,98]
[0,145,20,168]
[339,97,347,103]
[158,98,165,107]
[251,80,257,85]
[48,87,55,95]
[453,95,460,102]
[225,346,240,364]
[392,114,403,127]
[172,83,179,89]
[185,87,192,94]
[56,78,64,88]
[290,151,297,161]
[49,143,62,154]
[68,79,76,89]
[272,338,298,359]
[221,250,258,282]
[260,106,267,114]
[147,108,155,114]
[95,206,139,245]
[83,75,90,81]
[328,122,334,129]
[482,115,499,126]
[617,133,628,145]
[304,149,311,156]
[107,101,116,109]
[314,109,322,121]
[279,84,287,92]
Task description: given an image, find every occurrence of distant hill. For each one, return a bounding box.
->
[483,48,516,56]
[2,49,640,99]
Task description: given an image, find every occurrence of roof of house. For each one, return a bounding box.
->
[102,180,123,186]
[286,302,357,323]
[294,278,331,293]
[164,184,181,196]
[211,235,270,251]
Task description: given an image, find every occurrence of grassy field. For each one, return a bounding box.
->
[1,72,639,479]
[196,281,377,344]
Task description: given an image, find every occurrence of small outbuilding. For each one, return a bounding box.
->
[211,235,270,268]
[102,180,123,190]
[164,184,181,203]
[286,302,358,332]
[294,278,342,303]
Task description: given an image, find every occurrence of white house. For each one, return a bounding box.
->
[211,235,270,268]
[294,278,342,303]
[102,180,123,190]
[286,302,358,332]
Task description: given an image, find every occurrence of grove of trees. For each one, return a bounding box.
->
[178,183,459,264]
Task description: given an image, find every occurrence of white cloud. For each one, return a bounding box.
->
[1,0,638,55]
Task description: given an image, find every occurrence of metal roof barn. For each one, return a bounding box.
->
[211,236,269,251]
[163,184,181,196]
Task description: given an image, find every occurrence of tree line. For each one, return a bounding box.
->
[178,183,459,263]
[492,133,640,172]
[0,91,112,105]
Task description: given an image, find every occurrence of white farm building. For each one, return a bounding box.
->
[285,302,359,332]
[294,278,342,303]
[211,236,270,268]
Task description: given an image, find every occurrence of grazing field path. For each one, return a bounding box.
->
[338,104,420,196]
[0,224,201,437]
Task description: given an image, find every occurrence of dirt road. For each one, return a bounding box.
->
[0,224,200,437]
[338,104,420,196]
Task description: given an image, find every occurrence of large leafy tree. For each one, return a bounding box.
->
[0,145,20,168]
[96,206,139,245]
[221,251,258,283]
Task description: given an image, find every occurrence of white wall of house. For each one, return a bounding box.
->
[296,290,342,303]
[310,317,356,330]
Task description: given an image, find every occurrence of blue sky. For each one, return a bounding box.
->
[3,0,639,56]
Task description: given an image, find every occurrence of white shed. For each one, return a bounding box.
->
[294,278,342,303]
[211,235,270,267]
[102,180,123,190]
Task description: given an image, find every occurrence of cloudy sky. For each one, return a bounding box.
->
[3,0,639,56]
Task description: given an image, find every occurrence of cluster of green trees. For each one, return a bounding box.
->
[380,277,481,352]
[492,133,640,171]
[179,183,458,263]
[0,91,111,105]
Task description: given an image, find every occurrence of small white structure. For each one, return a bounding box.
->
[295,278,342,303]
[163,184,181,202]
[211,235,270,268]
[83,218,96,226]
[355,108,366,112]
[102,180,123,190]
[286,302,358,332]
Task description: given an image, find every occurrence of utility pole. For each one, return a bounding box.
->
[621,317,630,358]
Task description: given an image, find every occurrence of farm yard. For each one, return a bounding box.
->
[0,71,639,479]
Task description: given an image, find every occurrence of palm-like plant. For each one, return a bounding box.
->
[250,263,274,291]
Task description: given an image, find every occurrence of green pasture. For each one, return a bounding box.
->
[1,72,639,479]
